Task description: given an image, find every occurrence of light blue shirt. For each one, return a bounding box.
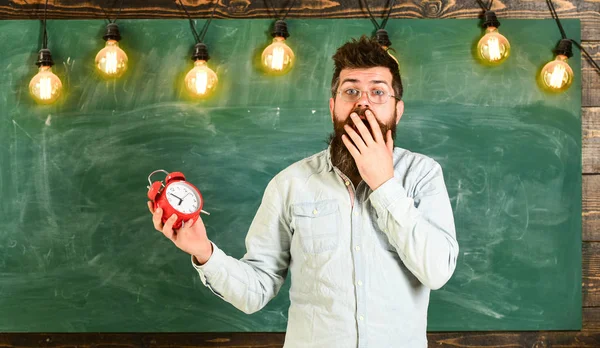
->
[193,147,459,348]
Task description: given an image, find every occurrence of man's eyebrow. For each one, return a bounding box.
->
[340,78,359,85]
[340,78,389,85]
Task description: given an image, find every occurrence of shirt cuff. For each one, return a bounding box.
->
[369,177,409,213]
[191,241,224,286]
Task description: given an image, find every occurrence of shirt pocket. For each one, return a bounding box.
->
[292,200,340,254]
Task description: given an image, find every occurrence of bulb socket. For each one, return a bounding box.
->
[375,29,392,48]
[191,42,210,61]
[554,39,573,58]
[103,23,122,41]
[272,20,290,39]
[482,11,501,29]
[35,48,54,67]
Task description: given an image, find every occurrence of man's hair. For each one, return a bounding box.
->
[330,36,403,101]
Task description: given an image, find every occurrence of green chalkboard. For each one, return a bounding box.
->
[0,19,581,332]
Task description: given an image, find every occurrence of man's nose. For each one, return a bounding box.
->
[355,91,371,108]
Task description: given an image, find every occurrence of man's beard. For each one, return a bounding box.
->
[328,107,397,182]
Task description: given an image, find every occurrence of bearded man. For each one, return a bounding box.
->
[149,36,459,348]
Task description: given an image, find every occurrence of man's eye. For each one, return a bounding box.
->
[344,89,360,96]
[372,89,386,96]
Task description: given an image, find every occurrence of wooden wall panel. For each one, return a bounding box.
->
[0,0,598,347]
[584,175,600,241]
[0,0,598,41]
[583,108,600,175]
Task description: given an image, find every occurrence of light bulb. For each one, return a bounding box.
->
[95,40,128,78]
[477,27,510,64]
[184,59,218,97]
[262,36,295,74]
[30,49,62,104]
[382,46,399,67]
[540,55,574,92]
[29,65,62,104]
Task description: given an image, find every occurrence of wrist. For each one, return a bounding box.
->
[193,241,213,265]
[370,173,394,191]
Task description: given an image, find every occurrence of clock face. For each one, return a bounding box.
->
[165,182,201,214]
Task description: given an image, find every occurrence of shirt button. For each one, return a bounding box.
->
[355,245,361,251]
[345,181,350,186]
[357,280,363,286]
[359,315,364,321]
[313,209,318,215]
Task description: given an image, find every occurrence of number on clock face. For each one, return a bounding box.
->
[165,182,200,214]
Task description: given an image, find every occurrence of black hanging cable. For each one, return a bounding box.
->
[380,0,396,30]
[177,0,217,44]
[361,0,396,30]
[177,0,202,43]
[34,0,53,68]
[545,0,600,74]
[42,0,48,49]
[361,0,397,49]
[98,0,125,23]
[475,0,500,30]
[22,0,51,49]
[176,0,219,62]
[263,0,296,40]
[112,0,124,23]
[475,0,493,11]
[264,0,297,21]
[198,2,218,43]
[281,0,297,21]
[545,0,567,39]
[571,40,600,72]
[20,0,43,21]
[361,0,381,30]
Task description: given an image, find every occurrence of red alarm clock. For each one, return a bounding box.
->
[147,169,209,230]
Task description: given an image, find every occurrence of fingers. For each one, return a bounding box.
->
[147,201,155,214]
[162,214,178,241]
[349,113,375,146]
[341,134,361,159]
[152,207,164,231]
[183,219,195,229]
[365,110,384,143]
[344,125,366,153]
[177,219,195,239]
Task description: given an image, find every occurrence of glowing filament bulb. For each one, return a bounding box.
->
[540,55,574,92]
[195,69,208,94]
[487,36,501,61]
[381,45,399,67]
[29,65,62,104]
[105,51,118,74]
[477,27,510,65]
[271,46,285,70]
[262,37,295,74]
[549,64,566,88]
[184,59,218,97]
[95,40,128,78]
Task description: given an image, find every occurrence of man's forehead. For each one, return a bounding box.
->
[339,67,393,84]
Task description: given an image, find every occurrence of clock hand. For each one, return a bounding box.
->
[174,192,193,206]
[168,192,183,205]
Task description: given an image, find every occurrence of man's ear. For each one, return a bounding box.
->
[395,100,404,124]
[329,97,335,123]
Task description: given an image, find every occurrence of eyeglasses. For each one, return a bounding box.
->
[337,88,400,104]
